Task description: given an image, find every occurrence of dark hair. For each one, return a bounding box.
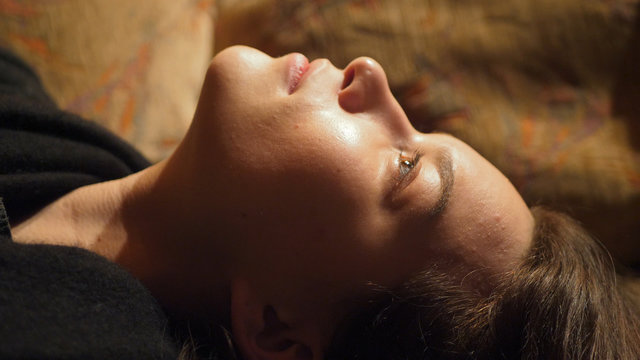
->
[180,207,640,359]
[326,206,640,359]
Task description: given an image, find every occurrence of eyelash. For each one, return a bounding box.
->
[398,150,423,178]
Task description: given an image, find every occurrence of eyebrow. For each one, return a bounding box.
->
[429,149,455,217]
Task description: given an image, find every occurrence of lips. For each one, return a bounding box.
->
[287,53,310,94]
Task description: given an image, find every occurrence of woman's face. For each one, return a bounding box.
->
[188,46,533,307]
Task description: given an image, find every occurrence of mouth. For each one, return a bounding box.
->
[287,53,310,94]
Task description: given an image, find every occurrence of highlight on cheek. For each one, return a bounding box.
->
[330,117,362,146]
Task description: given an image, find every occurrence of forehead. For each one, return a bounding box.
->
[430,136,534,278]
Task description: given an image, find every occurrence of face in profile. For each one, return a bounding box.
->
[178,45,534,358]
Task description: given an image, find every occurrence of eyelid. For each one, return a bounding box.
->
[393,149,423,193]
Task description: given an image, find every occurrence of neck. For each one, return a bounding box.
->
[12,161,230,322]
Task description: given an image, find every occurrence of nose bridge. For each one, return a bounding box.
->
[339,57,415,137]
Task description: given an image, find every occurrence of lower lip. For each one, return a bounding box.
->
[287,53,309,94]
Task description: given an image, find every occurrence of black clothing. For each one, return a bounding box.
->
[0,47,150,222]
[0,48,179,359]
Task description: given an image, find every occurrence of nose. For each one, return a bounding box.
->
[339,57,414,134]
[339,57,393,113]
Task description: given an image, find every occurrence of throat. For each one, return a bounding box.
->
[12,160,232,324]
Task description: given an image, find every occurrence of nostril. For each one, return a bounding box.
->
[341,67,355,90]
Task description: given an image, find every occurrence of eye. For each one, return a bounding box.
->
[399,156,415,175]
[398,150,423,179]
[388,149,425,197]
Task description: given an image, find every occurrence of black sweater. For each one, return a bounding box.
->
[0,47,179,359]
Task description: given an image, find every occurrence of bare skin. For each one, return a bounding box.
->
[13,46,534,360]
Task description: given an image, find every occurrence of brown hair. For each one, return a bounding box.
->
[326,207,640,359]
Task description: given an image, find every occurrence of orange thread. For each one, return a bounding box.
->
[521,115,534,148]
[93,94,110,113]
[197,0,213,11]
[119,97,136,135]
[9,33,51,58]
[161,137,180,148]
[138,43,151,68]
[98,63,118,87]
[0,0,39,16]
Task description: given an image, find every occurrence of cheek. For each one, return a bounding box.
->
[260,119,391,245]
[247,156,388,260]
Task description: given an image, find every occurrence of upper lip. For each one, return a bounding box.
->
[291,58,335,95]
[288,53,310,94]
